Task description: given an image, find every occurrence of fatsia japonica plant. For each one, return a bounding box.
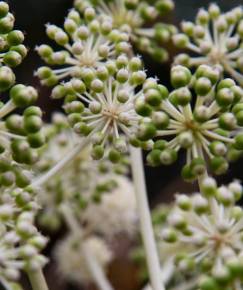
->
[1,1,243,290]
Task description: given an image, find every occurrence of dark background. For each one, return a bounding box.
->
[5,1,243,290]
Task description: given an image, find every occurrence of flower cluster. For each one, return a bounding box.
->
[74,0,176,61]
[46,55,158,162]
[146,64,243,180]
[0,3,45,190]
[159,177,243,290]
[54,234,112,284]
[0,2,27,67]
[36,6,130,88]
[0,203,48,283]
[36,118,137,237]
[173,4,243,86]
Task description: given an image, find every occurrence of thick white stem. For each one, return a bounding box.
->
[31,138,90,188]
[60,204,114,290]
[129,146,165,290]
[27,268,49,290]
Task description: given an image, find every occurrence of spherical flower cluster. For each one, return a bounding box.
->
[54,234,112,284]
[173,4,243,86]
[146,64,243,180]
[74,0,176,61]
[36,120,131,232]
[0,5,45,189]
[36,6,130,88]
[160,177,243,290]
[0,2,27,68]
[0,209,48,283]
[81,175,137,237]
[51,55,157,162]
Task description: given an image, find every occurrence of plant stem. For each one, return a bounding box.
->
[129,146,165,290]
[59,204,114,290]
[31,139,90,188]
[27,268,49,290]
[197,171,208,192]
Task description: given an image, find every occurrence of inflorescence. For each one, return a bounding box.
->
[74,0,176,61]
[160,176,243,290]
[173,4,243,86]
[146,64,243,180]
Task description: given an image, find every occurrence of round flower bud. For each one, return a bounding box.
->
[0,66,15,92]
[234,133,243,150]
[0,2,9,18]
[176,194,191,211]
[7,30,24,46]
[24,115,42,134]
[194,105,210,122]
[160,148,177,165]
[152,111,169,129]
[209,141,227,156]
[161,228,177,243]
[210,157,228,175]
[28,132,45,148]
[194,77,212,96]
[218,112,236,130]
[199,276,219,290]
[174,87,191,106]
[173,34,189,49]
[178,131,193,148]
[147,149,162,167]
[216,88,234,107]
[171,65,191,88]
[91,145,104,160]
[3,51,22,67]
[10,85,38,107]
[0,13,14,34]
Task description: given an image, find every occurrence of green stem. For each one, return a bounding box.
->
[129,146,165,290]
[27,269,49,290]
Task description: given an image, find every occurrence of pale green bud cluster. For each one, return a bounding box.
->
[173,4,243,86]
[36,6,130,89]
[0,2,27,68]
[145,64,243,180]
[0,195,48,283]
[48,55,157,162]
[74,0,176,62]
[159,177,243,290]
[36,119,129,232]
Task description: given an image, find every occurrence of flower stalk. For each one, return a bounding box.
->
[130,146,165,290]
[27,269,49,290]
[59,204,114,290]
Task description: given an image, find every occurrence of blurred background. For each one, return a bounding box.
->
[6,1,243,290]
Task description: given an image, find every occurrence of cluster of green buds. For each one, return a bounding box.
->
[0,206,47,283]
[36,6,130,88]
[36,116,129,232]
[0,2,27,68]
[146,64,243,180]
[0,5,45,190]
[45,55,158,163]
[160,176,243,290]
[173,4,243,86]
[74,0,176,62]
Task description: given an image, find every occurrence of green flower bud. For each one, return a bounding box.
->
[36,45,53,58]
[3,51,22,67]
[160,148,177,165]
[7,30,24,46]
[0,13,14,34]
[216,88,234,107]
[24,106,43,118]
[190,157,206,176]
[210,157,228,175]
[173,34,189,49]
[147,149,161,166]
[24,115,42,133]
[199,276,219,290]
[145,88,162,107]
[181,164,196,181]
[194,77,212,96]
[91,145,104,160]
[0,66,15,92]
[137,122,156,141]
[152,111,169,129]
[108,149,121,163]
[174,87,192,106]
[135,99,152,116]
[218,112,236,130]
[27,132,45,148]
[0,2,9,18]
[171,65,191,88]
[209,141,227,156]
[234,133,243,150]
[10,85,38,107]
